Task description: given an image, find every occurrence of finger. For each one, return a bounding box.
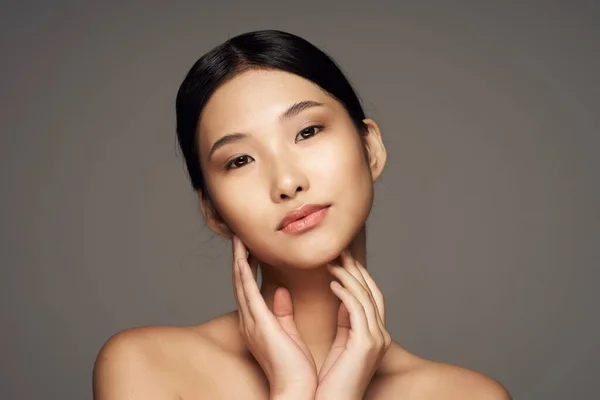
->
[340,252,385,333]
[355,262,386,323]
[330,281,368,335]
[273,287,305,344]
[238,256,273,326]
[273,287,293,320]
[232,236,255,327]
[232,235,247,265]
[354,263,391,349]
[354,264,386,340]
[318,303,349,381]
[328,264,379,333]
[247,252,259,281]
[233,235,259,281]
[340,251,369,289]
[337,301,351,330]
[233,257,252,327]
[340,252,379,316]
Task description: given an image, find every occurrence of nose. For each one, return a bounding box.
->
[270,160,310,202]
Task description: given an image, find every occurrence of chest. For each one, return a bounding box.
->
[176,356,271,400]
[177,369,398,400]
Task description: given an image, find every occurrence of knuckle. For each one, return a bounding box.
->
[383,331,391,344]
[373,334,385,349]
[242,323,256,338]
[360,337,377,353]
[385,337,392,349]
[356,285,370,298]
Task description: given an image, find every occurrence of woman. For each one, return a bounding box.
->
[93,30,511,399]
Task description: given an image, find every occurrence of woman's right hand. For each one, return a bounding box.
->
[232,236,317,399]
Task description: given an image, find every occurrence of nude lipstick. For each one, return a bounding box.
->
[277,204,330,234]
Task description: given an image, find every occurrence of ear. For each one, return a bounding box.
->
[198,192,233,238]
[362,118,387,182]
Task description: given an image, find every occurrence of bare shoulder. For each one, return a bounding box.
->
[408,360,511,399]
[93,325,187,399]
[369,345,511,400]
[93,313,241,400]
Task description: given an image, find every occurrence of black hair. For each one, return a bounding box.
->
[175,29,368,197]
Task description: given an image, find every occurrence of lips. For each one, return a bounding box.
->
[277,204,330,231]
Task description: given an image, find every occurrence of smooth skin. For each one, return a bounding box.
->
[93,69,511,399]
[232,237,391,399]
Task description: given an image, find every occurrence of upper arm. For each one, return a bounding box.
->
[92,330,177,400]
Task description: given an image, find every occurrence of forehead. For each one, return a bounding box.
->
[198,69,337,143]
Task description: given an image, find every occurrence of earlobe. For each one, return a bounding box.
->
[198,192,233,238]
[362,118,387,182]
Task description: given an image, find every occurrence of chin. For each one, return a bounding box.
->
[277,226,359,269]
[287,246,342,269]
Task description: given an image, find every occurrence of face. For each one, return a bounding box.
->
[197,69,385,269]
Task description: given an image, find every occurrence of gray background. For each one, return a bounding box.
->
[1,1,598,399]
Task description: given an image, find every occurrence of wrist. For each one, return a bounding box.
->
[315,388,361,400]
[270,386,316,400]
[270,392,315,400]
[315,395,360,400]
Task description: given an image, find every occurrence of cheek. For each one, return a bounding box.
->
[207,179,270,235]
[307,133,374,227]
[309,133,372,193]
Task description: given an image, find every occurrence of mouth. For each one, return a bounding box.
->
[277,204,331,233]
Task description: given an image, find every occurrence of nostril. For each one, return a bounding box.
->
[279,186,303,200]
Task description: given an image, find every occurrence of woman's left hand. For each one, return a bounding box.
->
[315,251,392,400]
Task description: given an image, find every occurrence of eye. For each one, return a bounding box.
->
[295,125,324,142]
[226,155,254,170]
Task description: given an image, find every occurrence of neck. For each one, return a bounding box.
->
[259,227,367,368]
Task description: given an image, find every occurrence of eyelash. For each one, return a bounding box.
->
[225,124,324,170]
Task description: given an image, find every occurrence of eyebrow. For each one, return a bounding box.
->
[208,100,325,159]
[280,100,325,121]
